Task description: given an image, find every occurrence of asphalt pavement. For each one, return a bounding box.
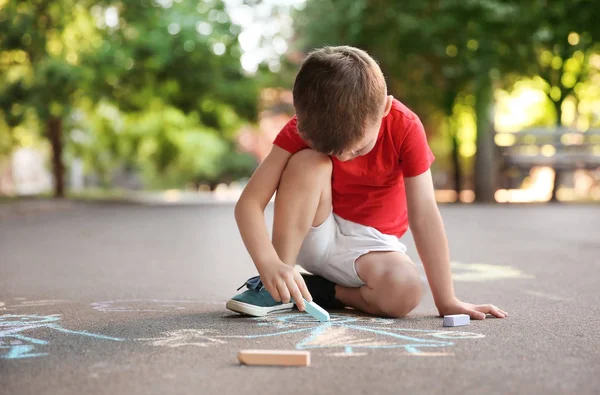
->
[1,201,599,395]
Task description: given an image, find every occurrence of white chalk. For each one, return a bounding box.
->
[443,314,470,327]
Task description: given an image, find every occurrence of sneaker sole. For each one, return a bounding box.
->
[225,300,294,317]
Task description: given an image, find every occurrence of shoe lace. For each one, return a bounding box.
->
[236,275,265,291]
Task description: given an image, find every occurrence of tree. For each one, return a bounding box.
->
[0,0,94,197]
[524,0,600,201]
[293,0,534,202]
[78,0,260,190]
[0,0,259,196]
[86,0,258,122]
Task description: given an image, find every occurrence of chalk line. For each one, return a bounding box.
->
[523,290,573,302]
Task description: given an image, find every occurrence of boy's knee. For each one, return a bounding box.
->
[373,256,422,318]
[285,149,332,179]
[385,282,422,318]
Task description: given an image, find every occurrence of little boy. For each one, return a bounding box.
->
[226,46,507,320]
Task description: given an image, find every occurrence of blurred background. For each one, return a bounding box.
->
[1,0,599,205]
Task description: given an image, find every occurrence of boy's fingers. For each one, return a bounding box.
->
[470,304,506,319]
[276,282,291,304]
[489,305,506,318]
[466,309,486,320]
[295,275,313,302]
[268,284,282,302]
[287,280,305,311]
[474,304,505,319]
[496,307,508,315]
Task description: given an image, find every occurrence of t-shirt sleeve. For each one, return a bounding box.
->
[273,116,309,154]
[398,116,435,177]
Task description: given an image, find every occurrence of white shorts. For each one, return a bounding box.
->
[296,213,407,288]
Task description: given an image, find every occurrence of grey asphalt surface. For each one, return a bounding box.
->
[0,201,599,395]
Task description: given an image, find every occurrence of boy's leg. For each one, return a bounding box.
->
[226,149,332,316]
[272,149,333,266]
[335,252,423,318]
[268,148,421,318]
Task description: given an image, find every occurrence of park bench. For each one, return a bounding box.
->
[495,126,600,200]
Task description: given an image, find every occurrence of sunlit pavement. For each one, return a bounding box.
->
[1,202,599,395]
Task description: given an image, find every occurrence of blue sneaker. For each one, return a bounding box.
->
[226,276,294,317]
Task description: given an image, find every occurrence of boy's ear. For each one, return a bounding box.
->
[383,95,393,117]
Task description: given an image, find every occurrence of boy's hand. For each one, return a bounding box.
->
[258,261,313,311]
[438,298,508,320]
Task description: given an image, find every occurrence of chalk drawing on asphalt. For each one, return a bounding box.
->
[5,299,71,308]
[215,313,484,357]
[136,329,226,348]
[451,261,534,282]
[0,314,123,359]
[91,299,222,312]
[523,290,573,302]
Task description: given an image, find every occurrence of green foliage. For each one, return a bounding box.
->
[0,1,89,121]
[293,0,600,120]
[292,0,600,197]
[294,0,534,117]
[0,0,260,192]
[524,0,600,124]
[85,0,258,121]
[70,100,257,189]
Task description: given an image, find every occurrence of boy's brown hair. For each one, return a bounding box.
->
[292,46,387,156]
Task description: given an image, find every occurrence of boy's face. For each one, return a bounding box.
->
[334,94,393,162]
[335,121,381,162]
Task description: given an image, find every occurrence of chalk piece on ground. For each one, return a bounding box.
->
[238,350,310,367]
[443,314,470,327]
[301,299,330,322]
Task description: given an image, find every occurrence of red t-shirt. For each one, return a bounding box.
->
[273,98,435,238]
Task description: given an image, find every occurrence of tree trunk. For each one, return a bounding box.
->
[450,126,462,202]
[553,98,563,128]
[550,98,563,202]
[444,91,461,202]
[48,117,65,198]
[474,71,496,203]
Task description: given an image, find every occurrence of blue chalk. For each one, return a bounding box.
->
[301,299,330,322]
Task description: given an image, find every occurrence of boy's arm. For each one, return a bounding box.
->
[234,145,311,310]
[405,170,507,320]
